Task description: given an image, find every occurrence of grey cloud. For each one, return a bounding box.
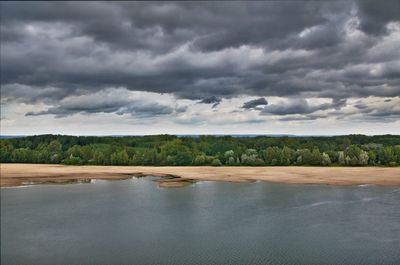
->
[27,101,175,118]
[261,98,345,116]
[278,114,328,122]
[1,1,399,122]
[25,89,177,118]
[242,98,268,109]
[332,98,347,110]
[200,96,220,104]
[1,84,71,104]
[369,109,400,117]
[356,0,400,35]
[1,2,328,50]
[199,96,221,108]
[326,97,400,122]
[116,103,174,118]
[354,103,369,109]
[356,98,400,118]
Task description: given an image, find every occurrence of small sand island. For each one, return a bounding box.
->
[1,163,399,187]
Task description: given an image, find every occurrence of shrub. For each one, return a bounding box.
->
[211,158,222,167]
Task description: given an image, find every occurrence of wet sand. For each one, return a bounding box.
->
[1,163,399,187]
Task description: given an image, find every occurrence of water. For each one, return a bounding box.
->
[1,178,400,265]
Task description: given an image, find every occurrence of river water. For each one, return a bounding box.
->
[1,178,399,265]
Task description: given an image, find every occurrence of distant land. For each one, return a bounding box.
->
[4,134,397,139]
[0,135,29,139]
[1,134,309,138]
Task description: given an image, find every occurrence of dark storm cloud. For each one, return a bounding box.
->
[199,96,221,108]
[26,100,174,118]
[1,1,399,120]
[261,98,346,116]
[25,89,176,118]
[354,103,369,110]
[242,98,268,109]
[200,96,220,104]
[356,0,400,35]
[332,98,347,110]
[0,1,331,51]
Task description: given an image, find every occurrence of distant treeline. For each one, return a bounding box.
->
[1,135,399,167]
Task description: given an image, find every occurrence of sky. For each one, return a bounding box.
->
[1,1,399,135]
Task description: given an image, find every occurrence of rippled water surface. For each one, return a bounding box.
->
[1,178,400,265]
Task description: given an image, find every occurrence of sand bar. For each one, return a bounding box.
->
[1,163,400,187]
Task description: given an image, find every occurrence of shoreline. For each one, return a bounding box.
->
[1,163,400,187]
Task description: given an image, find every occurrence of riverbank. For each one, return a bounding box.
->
[1,163,400,187]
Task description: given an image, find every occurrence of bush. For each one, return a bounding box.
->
[62,156,83,165]
[211,158,222,167]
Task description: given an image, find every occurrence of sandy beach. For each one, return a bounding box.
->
[1,163,399,187]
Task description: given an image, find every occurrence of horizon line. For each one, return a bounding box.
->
[1,133,399,138]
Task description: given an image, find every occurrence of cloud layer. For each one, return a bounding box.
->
[1,1,399,134]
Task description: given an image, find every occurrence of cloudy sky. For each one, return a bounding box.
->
[1,1,399,135]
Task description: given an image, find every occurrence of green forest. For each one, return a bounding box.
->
[1,135,399,167]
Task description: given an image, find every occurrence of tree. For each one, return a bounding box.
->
[395,146,400,164]
[0,141,14,162]
[48,140,62,153]
[367,151,377,165]
[350,156,359,166]
[338,151,345,165]
[310,148,322,165]
[345,155,351,165]
[281,146,294,165]
[262,147,281,165]
[11,148,33,163]
[358,151,369,166]
[241,149,263,165]
[93,151,106,165]
[211,158,222,166]
[224,150,236,165]
[340,137,351,150]
[194,154,206,165]
[110,150,129,165]
[297,149,312,165]
[296,155,302,165]
[321,153,331,166]
[159,139,193,165]
[67,145,82,158]
[62,155,83,165]
[377,147,394,165]
[2,134,400,167]
[79,146,93,162]
[346,145,361,159]
[227,156,236,166]
[224,150,235,158]
[326,150,338,164]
